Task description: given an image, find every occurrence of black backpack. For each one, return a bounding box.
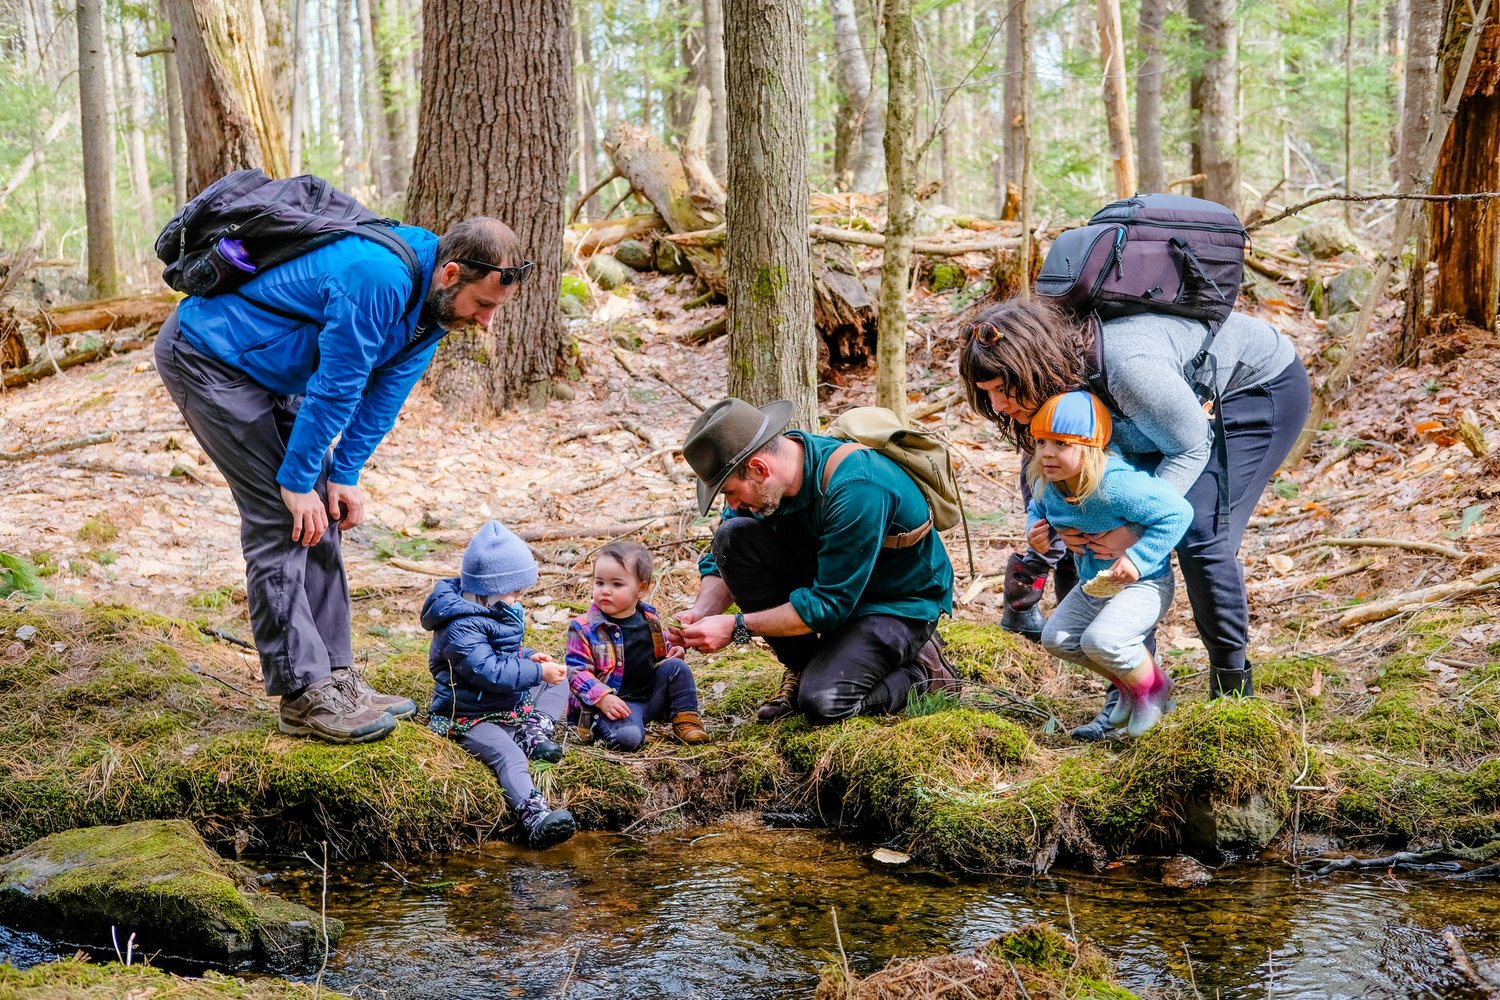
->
[1036,193,1249,518]
[154,170,424,319]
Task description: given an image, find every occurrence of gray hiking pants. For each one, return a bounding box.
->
[155,312,352,696]
[454,681,569,808]
[1040,571,1175,678]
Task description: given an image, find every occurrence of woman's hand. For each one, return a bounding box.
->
[1053,524,1091,556]
[1027,519,1052,555]
[596,692,631,720]
[1083,525,1140,560]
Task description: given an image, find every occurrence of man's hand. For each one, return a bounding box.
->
[1084,525,1141,560]
[281,487,329,547]
[596,692,631,720]
[1105,555,1141,585]
[665,608,707,649]
[1027,519,1052,555]
[327,482,365,530]
[675,613,735,653]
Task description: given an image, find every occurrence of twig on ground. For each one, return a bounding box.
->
[386,556,459,578]
[571,445,675,494]
[618,800,688,835]
[1279,536,1464,560]
[0,428,137,461]
[1443,930,1500,999]
[1309,847,1472,876]
[1336,564,1500,628]
[198,625,255,651]
[608,343,708,411]
[909,386,963,420]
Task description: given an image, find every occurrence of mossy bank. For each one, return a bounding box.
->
[2,599,1498,869]
[0,958,352,998]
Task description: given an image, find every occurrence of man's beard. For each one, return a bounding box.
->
[425,282,467,329]
[740,478,787,517]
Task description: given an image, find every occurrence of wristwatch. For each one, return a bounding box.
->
[731,612,753,645]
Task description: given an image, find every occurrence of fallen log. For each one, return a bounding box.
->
[21,290,178,338]
[2,337,152,390]
[667,222,1021,257]
[565,213,665,257]
[1338,563,1500,628]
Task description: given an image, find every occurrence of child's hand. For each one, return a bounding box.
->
[1027,519,1052,555]
[530,652,555,663]
[1106,556,1140,585]
[667,644,687,660]
[540,661,566,685]
[597,693,631,721]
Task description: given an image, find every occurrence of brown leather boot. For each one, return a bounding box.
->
[756,669,801,723]
[912,636,962,697]
[670,710,710,744]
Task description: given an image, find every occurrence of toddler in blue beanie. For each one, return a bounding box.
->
[420,520,575,847]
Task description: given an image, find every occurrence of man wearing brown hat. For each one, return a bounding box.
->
[668,397,956,724]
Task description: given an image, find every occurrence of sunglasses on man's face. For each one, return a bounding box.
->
[450,258,535,287]
[961,321,1005,346]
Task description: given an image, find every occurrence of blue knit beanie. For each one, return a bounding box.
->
[461,520,538,597]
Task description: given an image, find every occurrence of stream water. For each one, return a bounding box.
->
[5,824,1500,998]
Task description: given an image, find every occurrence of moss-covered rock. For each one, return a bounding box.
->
[614,239,654,271]
[0,820,340,968]
[586,253,630,290]
[0,958,352,998]
[926,261,966,293]
[818,922,1139,999]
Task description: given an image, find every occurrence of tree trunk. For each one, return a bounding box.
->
[288,0,308,174]
[1136,0,1165,192]
[668,0,698,139]
[1195,0,1239,210]
[1003,0,1024,191]
[829,0,885,193]
[1397,0,1441,362]
[1018,0,1034,300]
[259,0,291,132]
[724,0,816,430]
[1345,0,1357,226]
[574,6,602,220]
[701,0,728,181]
[373,0,414,195]
[163,0,288,196]
[119,19,154,228]
[159,0,188,209]
[336,2,360,191]
[1429,15,1499,330]
[78,0,119,297]
[1097,0,1136,198]
[357,0,393,198]
[875,0,916,420]
[405,0,572,416]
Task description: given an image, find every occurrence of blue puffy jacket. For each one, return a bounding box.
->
[421,578,544,719]
[173,225,441,493]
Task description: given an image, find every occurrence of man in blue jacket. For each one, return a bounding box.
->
[668,397,958,725]
[155,216,530,744]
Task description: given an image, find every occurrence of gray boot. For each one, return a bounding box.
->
[1000,605,1046,643]
[1069,686,1122,741]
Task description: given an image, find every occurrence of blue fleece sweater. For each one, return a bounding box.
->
[421,578,543,718]
[1025,455,1192,582]
[173,225,441,493]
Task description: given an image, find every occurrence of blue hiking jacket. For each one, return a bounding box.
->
[421,577,543,719]
[172,225,441,493]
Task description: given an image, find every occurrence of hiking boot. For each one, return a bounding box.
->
[756,669,801,723]
[518,790,575,848]
[1000,604,1046,644]
[670,710,711,744]
[512,711,564,763]
[1209,664,1254,699]
[332,667,417,720]
[279,676,397,744]
[1069,686,1122,742]
[912,635,962,697]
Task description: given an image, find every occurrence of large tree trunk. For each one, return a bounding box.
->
[724,0,816,430]
[830,0,884,193]
[1429,15,1499,330]
[1135,0,1166,192]
[159,0,188,209]
[701,0,728,181]
[163,0,288,196]
[288,0,308,174]
[1003,0,1024,192]
[1195,0,1239,209]
[77,0,119,297]
[336,2,360,191]
[1397,0,1442,362]
[1097,0,1136,198]
[406,0,571,416]
[876,0,916,420]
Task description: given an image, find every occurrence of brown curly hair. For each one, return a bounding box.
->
[957,298,1092,450]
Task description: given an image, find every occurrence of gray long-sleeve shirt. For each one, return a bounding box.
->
[1099,311,1298,494]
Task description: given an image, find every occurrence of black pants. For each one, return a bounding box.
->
[1003,359,1311,673]
[711,518,934,724]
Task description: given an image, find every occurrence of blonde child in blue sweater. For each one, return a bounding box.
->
[1026,391,1193,736]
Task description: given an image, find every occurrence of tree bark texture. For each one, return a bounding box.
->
[163,0,288,196]
[876,0,916,421]
[724,0,816,431]
[1136,0,1165,192]
[1429,15,1499,330]
[830,0,884,193]
[1003,1,1024,189]
[1018,0,1034,300]
[1396,0,1441,361]
[405,0,572,416]
[1097,0,1136,198]
[289,0,308,174]
[77,0,119,296]
[701,0,728,181]
[1195,0,1239,210]
[336,1,360,191]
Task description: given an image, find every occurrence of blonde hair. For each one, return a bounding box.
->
[1027,443,1110,504]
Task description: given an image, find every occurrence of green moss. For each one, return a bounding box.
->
[750,265,787,304]
[0,552,52,599]
[190,585,238,611]
[927,261,965,293]
[937,620,1050,685]
[551,747,651,828]
[76,516,120,544]
[0,957,354,997]
[1255,654,1333,693]
[1463,759,1500,810]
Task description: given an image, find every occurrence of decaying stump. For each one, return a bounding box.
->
[811,240,876,372]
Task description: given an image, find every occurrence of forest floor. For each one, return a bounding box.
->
[3,246,1500,874]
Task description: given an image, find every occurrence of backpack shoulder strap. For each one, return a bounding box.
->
[351,221,425,317]
[819,440,933,551]
[820,442,866,493]
[1081,313,1122,414]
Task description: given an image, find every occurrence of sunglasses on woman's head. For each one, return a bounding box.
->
[450,258,535,286]
[962,322,1005,346]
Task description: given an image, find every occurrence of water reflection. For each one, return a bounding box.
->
[243,826,1500,1000]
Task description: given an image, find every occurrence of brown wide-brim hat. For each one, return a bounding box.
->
[682,397,795,515]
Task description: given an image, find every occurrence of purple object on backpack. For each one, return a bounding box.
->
[217,238,257,273]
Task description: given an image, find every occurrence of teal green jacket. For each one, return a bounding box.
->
[698,431,954,632]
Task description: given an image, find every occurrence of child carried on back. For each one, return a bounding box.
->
[421,520,576,847]
[1025,391,1192,736]
[566,541,710,750]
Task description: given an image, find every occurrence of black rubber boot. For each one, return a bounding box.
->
[1000,604,1046,643]
[1209,664,1254,699]
[1069,686,1122,741]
